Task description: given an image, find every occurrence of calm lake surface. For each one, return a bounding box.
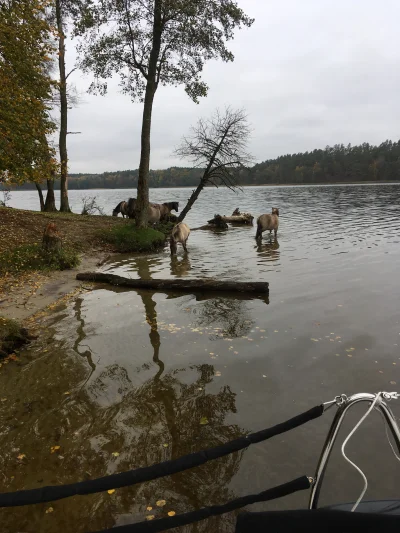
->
[2,184,400,532]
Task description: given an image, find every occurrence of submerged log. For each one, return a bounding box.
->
[76,273,269,294]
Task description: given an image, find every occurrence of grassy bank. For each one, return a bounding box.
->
[98,224,168,252]
[0,207,173,297]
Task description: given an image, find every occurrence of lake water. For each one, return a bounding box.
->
[2,184,400,532]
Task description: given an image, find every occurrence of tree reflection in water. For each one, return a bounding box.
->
[38,257,253,531]
[79,259,247,531]
[174,295,257,340]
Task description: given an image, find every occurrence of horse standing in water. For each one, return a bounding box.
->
[112,201,128,218]
[170,222,190,255]
[256,208,280,239]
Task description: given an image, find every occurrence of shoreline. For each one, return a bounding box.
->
[0,252,103,322]
[13,180,400,192]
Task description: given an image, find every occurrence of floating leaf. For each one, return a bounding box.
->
[147,506,153,511]
[45,507,54,514]
[390,381,397,385]
[107,489,116,495]
[215,371,221,377]
[17,454,26,460]
[146,515,155,521]
[168,511,176,517]
[112,452,120,457]
[200,417,209,425]
[262,375,267,378]
[310,338,319,342]
[162,443,169,448]
[50,446,61,454]
[156,500,166,507]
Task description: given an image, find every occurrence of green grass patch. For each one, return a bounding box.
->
[98,224,166,252]
[0,244,80,274]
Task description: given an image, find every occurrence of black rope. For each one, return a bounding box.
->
[235,508,400,533]
[89,476,311,533]
[0,404,323,508]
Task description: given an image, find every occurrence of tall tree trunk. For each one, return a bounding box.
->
[44,174,57,212]
[35,182,45,211]
[178,178,208,222]
[135,0,162,228]
[56,0,70,213]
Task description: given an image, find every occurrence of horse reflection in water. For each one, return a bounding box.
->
[170,253,191,277]
[256,237,280,263]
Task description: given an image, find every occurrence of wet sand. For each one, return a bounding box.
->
[0,254,104,322]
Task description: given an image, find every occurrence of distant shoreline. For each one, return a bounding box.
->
[12,180,400,192]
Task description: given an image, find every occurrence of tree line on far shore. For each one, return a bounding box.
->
[16,139,400,191]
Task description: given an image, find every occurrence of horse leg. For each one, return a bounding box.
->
[183,239,188,253]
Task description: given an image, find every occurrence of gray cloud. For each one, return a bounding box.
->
[65,0,400,173]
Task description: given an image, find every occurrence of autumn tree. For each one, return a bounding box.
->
[74,0,254,227]
[175,107,253,222]
[0,0,57,193]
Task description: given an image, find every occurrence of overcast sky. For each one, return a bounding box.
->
[65,0,400,173]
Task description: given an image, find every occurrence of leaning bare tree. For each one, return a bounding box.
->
[176,107,253,222]
[74,0,254,228]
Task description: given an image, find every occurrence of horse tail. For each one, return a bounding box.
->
[255,220,263,239]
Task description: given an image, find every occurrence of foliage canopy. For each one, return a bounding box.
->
[0,0,57,184]
[75,0,254,103]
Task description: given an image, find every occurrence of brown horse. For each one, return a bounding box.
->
[127,198,161,224]
[256,208,280,239]
[151,201,179,221]
[112,200,128,218]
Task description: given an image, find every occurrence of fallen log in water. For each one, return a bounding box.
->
[76,273,269,294]
[208,214,254,225]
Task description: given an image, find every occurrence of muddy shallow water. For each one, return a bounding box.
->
[2,184,400,532]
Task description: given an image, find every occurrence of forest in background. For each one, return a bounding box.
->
[17,139,400,190]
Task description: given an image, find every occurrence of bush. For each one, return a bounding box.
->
[0,244,80,274]
[98,224,166,252]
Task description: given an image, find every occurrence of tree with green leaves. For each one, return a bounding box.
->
[75,0,254,227]
[0,0,57,191]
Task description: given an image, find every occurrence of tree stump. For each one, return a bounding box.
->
[42,222,62,252]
